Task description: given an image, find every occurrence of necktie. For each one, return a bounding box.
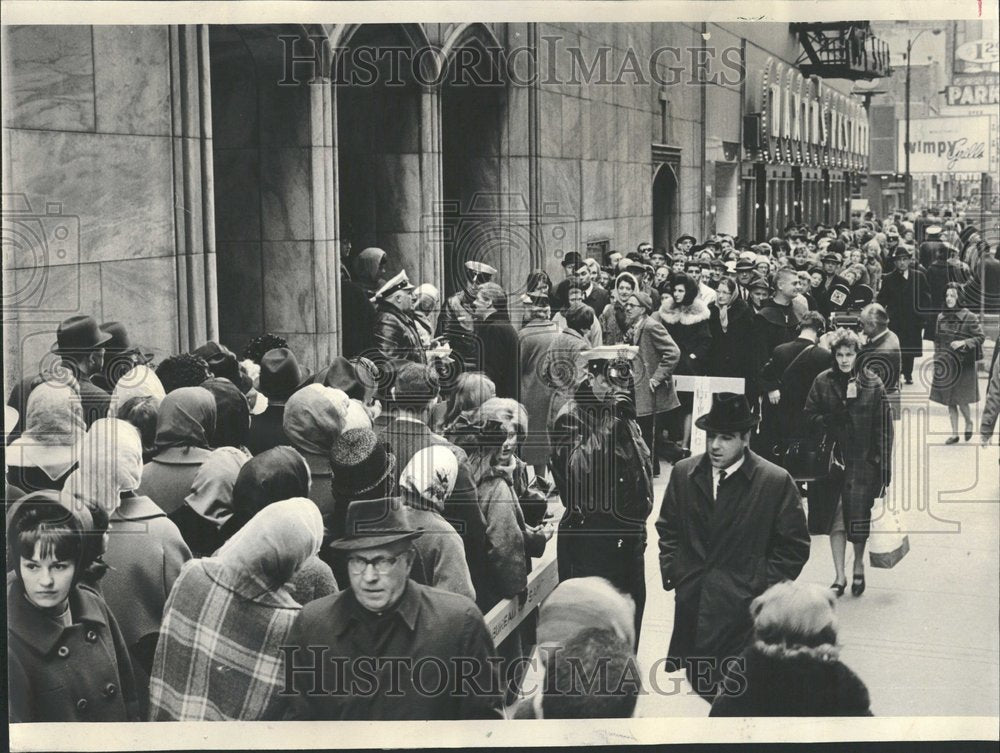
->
[716,469,727,500]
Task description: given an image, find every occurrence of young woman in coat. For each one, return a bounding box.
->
[707,277,756,384]
[148,498,324,721]
[652,273,712,453]
[930,283,986,443]
[599,272,639,346]
[622,291,681,476]
[804,328,893,598]
[7,492,139,722]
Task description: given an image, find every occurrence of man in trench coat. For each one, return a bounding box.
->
[656,393,810,702]
[877,247,930,385]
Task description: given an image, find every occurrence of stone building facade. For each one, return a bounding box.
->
[3,22,864,386]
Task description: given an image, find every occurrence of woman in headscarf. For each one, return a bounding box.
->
[282,384,351,518]
[221,446,338,605]
[398,445,477,602]
[7,491,140,722]
[65,418,192,717]
[137,386,217,515]
[6,381,86,494]
[108,364,166,419]
[200,377,251,451]
[351,247,388,298]
[169,446,251,557]
[148,498,324,721]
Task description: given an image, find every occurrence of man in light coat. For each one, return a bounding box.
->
[656,393,810,702]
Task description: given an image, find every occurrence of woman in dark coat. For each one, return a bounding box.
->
[7,492,140,722]
[599,272,638,345]
[804,328,893,598]
[930,283,986,443]
[707,277,755,383]
[711,582,872,717]
[652,273,712,451]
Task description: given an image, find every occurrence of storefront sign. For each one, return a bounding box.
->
[955,39,999,66]
[945,82,1000,107]
[897,116,992,173]
[755,57,868,171]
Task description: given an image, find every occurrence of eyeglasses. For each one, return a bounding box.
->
[346,554,403,575]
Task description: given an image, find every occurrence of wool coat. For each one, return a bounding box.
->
[652,296,712,376]
[930,306,986,406]
[473,311,520,401]
[656,450,810,686]
[599,300,629,345]
[517,319,564,466]
[758,339,835,448]
[436,292,478,370]
[707,297,756,385]
[709,642,873,717]
[624,315,682,417]
[803,368,893,542]
[8,579,140,722]
[858,329,902,419]
[877,268,930,354]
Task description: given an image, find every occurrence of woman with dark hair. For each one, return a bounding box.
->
[221,446,338,605]
[652,273,712,451]
[707,277,755,381]
[525,269,552,298]
[804,328,893,598]
[600,272,639,345]
[931,283,986,443]
[200,377,251,451]
[137,386,217,515]
[7,491,139,721]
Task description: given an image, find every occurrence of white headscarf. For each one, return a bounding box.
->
[63,418,144,514]
[7,381,86,480]
[108,365,166,418]
[399,445,459,513]
[184,446,252,527]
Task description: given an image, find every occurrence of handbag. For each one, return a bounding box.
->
[782,433,843,482]
[869,500,911,568]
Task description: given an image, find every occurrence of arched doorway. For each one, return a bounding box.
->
[652,162,679,252]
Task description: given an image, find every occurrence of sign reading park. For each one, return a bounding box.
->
[898,116,992,174]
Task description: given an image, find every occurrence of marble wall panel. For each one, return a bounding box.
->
[7,130,174,264]
[280,332,319,372]
[260,147,313,241]
[258,78,313,148]
[93,27,171,136]
[501,83,530,158]
[261,241,317,334]
[4,26,95,133]
[578,218,616,247]
[216,241,264,339]
[560,95,582,161]
[373,152,423,234]
[538,157,581,227]
[378,231,424,283]
[581,160,613,222]
[537,89,562,158]
[213,148,262,242]
[101,256,179,359]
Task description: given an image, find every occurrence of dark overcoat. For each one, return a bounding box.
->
[930,307,985,406]
[373,301,426,365]
[7,579,140,722]
[758,339,835,449]
[655,450,809,675]
[626,315,681,417]
[473,312,520,401]
[517,319,563,465]
[803,368,893,542]
[707,298,756,387]
[858,329,902,419]
[877,269,930,354]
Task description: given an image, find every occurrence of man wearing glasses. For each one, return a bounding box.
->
[284,497,503,720]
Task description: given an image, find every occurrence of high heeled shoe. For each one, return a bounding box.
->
[829,580,846,597]
[965,425,974,442]
[851,573,866,597]
[945,436,960,445]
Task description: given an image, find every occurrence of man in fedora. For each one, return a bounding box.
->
[283,497,503,721]
[91,321,155,392]
[246,347,312,455]
[877,246,930,385]
[656,393,809,702]
[42,314,114,427]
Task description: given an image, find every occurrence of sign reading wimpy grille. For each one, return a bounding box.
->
[898,115,992,173]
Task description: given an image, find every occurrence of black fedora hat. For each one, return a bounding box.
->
[892,246,913,259]
[674,234,697,246]
[327,496,422,552]
[694,393,759,433]
[51,315,113,354]
[258,347,312,402]
[100,321,154,362]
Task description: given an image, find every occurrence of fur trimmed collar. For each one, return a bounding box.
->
[657,295,710,325]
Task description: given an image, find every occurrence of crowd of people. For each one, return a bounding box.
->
[5,205,999,723]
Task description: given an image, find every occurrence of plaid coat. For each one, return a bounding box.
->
[148,499,322,720]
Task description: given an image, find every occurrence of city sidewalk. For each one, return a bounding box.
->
[635,356,1000,717]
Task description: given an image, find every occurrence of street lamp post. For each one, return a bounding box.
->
[903,28,941,211]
